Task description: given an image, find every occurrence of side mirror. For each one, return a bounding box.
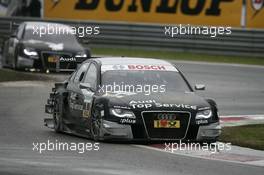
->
[194,84,205,91]
[79,83,95,92]
[85,48,91,58]
[77,64,81,69]
[79,83,91,89]
[79,72,85,82]
[10,33,16,38]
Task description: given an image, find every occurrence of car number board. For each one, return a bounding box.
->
[154,119,180,128]
[48,55,59,63]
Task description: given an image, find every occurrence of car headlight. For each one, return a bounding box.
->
[75,52,87,58]
[110,108,135,118]
[196,109,212,119]
[23,48,38,56]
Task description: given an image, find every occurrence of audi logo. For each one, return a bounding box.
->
[157,113,177,120]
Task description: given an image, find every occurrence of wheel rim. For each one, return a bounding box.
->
[53,99,60,129]
[92,119,100,138]
[54,112,59,127]
[12,58,16,69]
[92,108,101,139]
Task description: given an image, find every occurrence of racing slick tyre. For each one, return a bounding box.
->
[91,107,102,141]
[198,138,218,145]
[53,95,64,133]
[206,138,218,144]
[12,54,21,71]
[12,56,17,70]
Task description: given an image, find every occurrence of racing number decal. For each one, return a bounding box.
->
[154,120,180,128]
[69,92,83,111]
[80,90,94,118]
[82,102,91,118]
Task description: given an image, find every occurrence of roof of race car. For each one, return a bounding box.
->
[91,57,173,65]
[89,57,178,72]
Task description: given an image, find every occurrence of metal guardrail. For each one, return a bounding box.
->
[0,17,263,57]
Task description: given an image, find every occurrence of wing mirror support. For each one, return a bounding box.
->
[79,83,95,92]
[10,33,16,38]
[194,84,205,91]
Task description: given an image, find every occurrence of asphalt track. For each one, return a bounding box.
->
[0,60,264,175]
[173,61,264,115]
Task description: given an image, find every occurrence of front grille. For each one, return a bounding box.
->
[185,125,199,140]
[142,111,190,140]
[41,52,75,70]
[131,124,147,139]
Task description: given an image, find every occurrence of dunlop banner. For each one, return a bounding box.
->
[44,0,264,29]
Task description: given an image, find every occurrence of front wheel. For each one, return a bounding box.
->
[12,54,21,70]
[91,108,102,141]
[53,96,64,133]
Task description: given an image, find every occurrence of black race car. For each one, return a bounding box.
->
[44,57,221,142]
[2,22,91,72]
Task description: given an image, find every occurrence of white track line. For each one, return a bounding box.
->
[134,114,264,167]
[220,114,264,119]
[133,144,264,167]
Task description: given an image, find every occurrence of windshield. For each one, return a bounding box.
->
[23,28,78,43]
[101,70,191,94]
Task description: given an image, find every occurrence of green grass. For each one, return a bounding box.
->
[219,124,264,150]
[0,69,50,82]
[92,47,264,66]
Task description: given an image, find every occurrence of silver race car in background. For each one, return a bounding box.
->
[2,21,91,72]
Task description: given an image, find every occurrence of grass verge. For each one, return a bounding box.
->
[0,69,50,82]
[219,124,264,150]
[92,47,264,66]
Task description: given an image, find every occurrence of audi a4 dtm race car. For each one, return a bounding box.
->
[2,22,91,72]
[44,57,221,142]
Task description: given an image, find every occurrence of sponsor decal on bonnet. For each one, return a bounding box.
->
[129,100,197,110]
